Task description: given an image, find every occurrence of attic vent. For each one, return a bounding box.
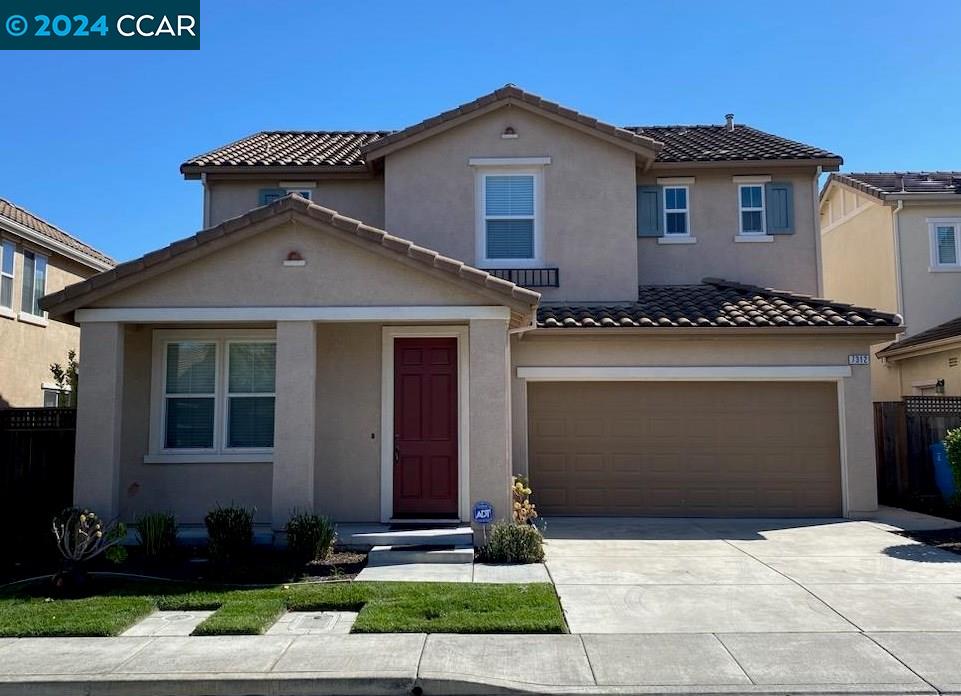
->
[950,356,959,368]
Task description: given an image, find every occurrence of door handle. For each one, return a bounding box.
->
[394,446,400,464]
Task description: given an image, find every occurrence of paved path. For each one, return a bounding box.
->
[1,630,960,695]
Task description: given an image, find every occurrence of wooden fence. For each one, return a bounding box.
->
[875,396,961,504]
[0,408,76,555]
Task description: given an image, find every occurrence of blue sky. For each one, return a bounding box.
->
[2,0,958,262]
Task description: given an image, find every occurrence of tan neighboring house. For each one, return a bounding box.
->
[820,172,961,399]
[42,85,900,537]
[0,198,114,407]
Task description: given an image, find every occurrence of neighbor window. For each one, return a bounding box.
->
[0,239,14,310]
[930,221,961,268]
[738,185,766,235]
[664,186,690,236]
[482,173,536,261]
[158,334,276,453]
[20,250,47,316]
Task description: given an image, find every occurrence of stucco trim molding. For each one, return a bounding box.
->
[75,306,511,324]
[381,326,470,523]
[515,365,852,381]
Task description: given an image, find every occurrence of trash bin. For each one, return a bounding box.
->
[931,442,956,501]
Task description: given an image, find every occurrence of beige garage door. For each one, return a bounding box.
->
[528,381,841,517]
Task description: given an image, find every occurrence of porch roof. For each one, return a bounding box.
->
[40,194,541,322]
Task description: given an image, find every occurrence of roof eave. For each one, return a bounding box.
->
[653,157,842,172]
[180,164,372,181]
[883,192,961,203]
[878,333,961,360]
[530,325,903,336]
[0,216,114,272]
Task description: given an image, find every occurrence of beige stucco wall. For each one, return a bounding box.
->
[510,330,887,516]
[0,238,92,407]
[821,197,897,312]
[383,107,639,303]
[636,168,822,294]
[206,179,385,229]
[890,347,961,397]
[896,202,961,337]
[90,220,490,309]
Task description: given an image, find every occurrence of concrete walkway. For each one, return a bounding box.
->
[1,630,961,695]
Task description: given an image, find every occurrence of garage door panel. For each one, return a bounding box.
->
[528,381,841,517]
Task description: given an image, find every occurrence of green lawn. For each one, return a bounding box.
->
[0,581,565,636]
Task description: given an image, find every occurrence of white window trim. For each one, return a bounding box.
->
[469,157,551,167]
[278,181,317,189]
[20,248,47,318]
[928,219,961,271]
[732,175,772,183]
[474,166,544,269]
[380,326,470,523]
[656,176,695,185]
[662,185,691,237]
[738,183,767,236]
[148,328,276,463]
[0,238,15,311]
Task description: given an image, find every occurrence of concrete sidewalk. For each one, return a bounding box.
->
[1,631,960,696]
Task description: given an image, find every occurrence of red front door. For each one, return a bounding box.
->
[393,337,458,518]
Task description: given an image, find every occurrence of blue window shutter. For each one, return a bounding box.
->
[765,182,794,234]
[637,185,663,237]
[258,188,286,206]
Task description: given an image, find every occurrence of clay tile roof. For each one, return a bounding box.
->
[625,125,841,164]
[827,172,961,199]
[40,194,540,317]
[182,89,839,173]
[537,279,900,329]
[0,198,115,268]
[877,315,961,357]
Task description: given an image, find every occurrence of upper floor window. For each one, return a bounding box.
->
[738,184,766,235]
[930,220,961,270]
[663,186,689,236]
[258,187,312,206]
[0,239,14,310]
[156,333,276,454]
[477,171,540,266]
[20,250,46,316]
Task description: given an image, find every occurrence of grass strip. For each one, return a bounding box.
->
[0,580,566,636]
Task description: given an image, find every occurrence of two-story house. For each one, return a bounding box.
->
[0,198,114,407]
[41,86,900,537]
[820,172,961,400]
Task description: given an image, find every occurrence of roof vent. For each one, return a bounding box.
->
[725,113,735,132]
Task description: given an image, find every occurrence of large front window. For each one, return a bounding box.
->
[0,239,14,310]
[482,173,537,262]
[158,333,276,453]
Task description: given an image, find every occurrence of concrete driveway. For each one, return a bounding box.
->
[545,513,961,634]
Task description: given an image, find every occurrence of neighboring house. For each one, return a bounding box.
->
[820,172,961,399]
[42,85,900,536]
[0,198,114,407]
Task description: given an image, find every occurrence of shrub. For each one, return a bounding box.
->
[51,508,127,593]
[944,427,961,504]
[135,511,177,561]
[512,474,538,525]
[204,505,254,564]
[479,521,545,564]
[286,512,336,563]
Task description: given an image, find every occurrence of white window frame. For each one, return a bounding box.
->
[738,184,767,236]
[663,185,691,237]
[474,166,544,268]
[928,219,961,271]
[147,329,276,463]
[0,238,15,318]
[19,248,47,318]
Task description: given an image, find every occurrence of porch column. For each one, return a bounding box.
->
[271,321,317,534]
[840,368,877,517]
[74,322,125,519]
[469,318,512,526]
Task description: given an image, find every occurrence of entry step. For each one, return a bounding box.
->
[367,544,475,566]
[346,525,474,548]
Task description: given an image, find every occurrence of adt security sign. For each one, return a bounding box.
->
[472,500,494,525]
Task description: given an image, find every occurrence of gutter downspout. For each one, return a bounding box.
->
[201,172,210,229]
[813,167,824,295]
[892,199,904,321]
